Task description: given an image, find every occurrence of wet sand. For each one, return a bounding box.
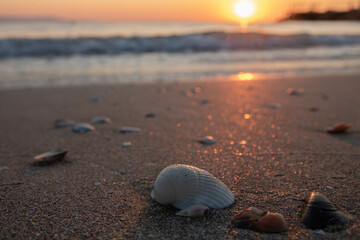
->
[0,75,359,239]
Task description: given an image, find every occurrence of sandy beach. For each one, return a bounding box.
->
[0,75,359,239]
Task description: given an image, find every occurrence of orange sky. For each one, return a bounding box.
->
[0,0,357,23]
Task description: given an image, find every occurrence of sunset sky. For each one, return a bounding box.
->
[0,0,357,23]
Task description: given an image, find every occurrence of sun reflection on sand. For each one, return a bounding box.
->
[232,72,255,81]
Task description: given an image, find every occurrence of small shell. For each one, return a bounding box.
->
[286,88,304,96]
[267,103,281,109]
[301,192,354,231]
[199,136,216,145]
[33,150,67,165]
[54,119,74,128]
[91,116,111,124]
[117,127,140,133]
[326,124,350,134]
[231,207,266,229]
[122,142,132,148]
[255,212,288,233]
[72,123,95,133]
[151,164,234,210]
[175,204,209,217]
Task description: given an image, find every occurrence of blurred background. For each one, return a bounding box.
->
[0,0,360,88]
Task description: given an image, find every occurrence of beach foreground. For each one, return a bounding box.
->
[0,75,359,239]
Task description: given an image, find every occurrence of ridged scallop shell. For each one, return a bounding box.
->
[151,164,234,210]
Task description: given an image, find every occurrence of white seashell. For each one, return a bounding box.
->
[151,164,234,210]
[91,116,111,124]
[200,136,216,145]
[175,204,209,217]
[72,123,95,133]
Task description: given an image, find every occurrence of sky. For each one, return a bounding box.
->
[0,0,358,23]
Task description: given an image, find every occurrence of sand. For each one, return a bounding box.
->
[0,75,359,239]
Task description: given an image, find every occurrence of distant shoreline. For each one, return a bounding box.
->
[285,8,360,21]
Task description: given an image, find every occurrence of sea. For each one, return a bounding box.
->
[1,20,360,88]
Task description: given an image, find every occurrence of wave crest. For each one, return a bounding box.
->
[1,31,360,58]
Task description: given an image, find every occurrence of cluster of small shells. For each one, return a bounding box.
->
[231,207,288,233]
[151,165,356,235]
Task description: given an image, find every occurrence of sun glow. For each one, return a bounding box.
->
[233,72,255,81]
[234,0,256,18]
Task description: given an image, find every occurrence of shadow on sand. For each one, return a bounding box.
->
[128,197,235,239]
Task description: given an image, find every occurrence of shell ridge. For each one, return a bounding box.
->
[152,164,234,210]
[193,171,234,208]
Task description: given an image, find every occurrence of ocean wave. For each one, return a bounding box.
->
[1,31,360,58]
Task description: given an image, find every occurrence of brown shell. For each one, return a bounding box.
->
[255,213,288,233]
[33,150,67,165]
[326,123,350,134]
[231,207,266,229]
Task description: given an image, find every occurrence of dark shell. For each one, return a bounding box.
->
[255,213,288,233]
[72,123,95,133]
[33,150,67,165]
[54,119,74,128]
[117,127,140,133]
[327,124,350,134]
[301,192,354,231]
[231,207,266,229]
[199,136,216,145]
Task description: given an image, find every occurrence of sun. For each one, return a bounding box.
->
[234,0,256,18]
